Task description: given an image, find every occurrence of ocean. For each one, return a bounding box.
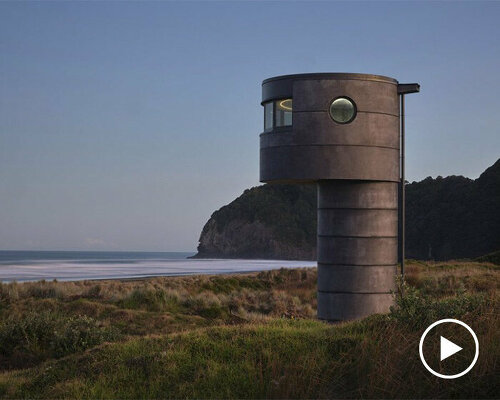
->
[0,251,316,282]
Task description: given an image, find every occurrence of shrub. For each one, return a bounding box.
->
[51,315,117,357]
[120,288,182,312]
[0,312,118,369]
[84,285,102,299]
[26,283,60,299]
[0,282,19,305]
[0,312,56,359]
[182,292,227,319]
[390,281,488,328]
[475,250,500,265]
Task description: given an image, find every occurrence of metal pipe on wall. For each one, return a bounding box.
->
[397,83,420,279]
[400,94,406,278]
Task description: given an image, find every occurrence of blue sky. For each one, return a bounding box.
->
[1,1,499,252]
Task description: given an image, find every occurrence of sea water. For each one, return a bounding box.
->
[0,251,316,282]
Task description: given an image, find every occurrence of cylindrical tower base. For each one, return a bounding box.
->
[317,181,398,321]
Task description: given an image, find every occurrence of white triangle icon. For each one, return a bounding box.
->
[440,336,463,361]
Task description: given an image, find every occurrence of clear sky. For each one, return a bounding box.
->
[1,1,499,252]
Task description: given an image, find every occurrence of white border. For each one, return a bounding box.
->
[419,318,479,379]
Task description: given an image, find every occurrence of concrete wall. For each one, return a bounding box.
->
[259,73,400,321]
[260,74,399,184]
[317,181,398,321]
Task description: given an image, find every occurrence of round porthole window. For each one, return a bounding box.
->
[329,97,357,124]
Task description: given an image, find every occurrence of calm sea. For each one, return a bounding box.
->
[0,250,316,282]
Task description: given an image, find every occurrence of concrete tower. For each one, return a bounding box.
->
[259,73,419,321]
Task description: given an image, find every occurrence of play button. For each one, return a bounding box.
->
[419,318,479,379]
[440,336,462,361]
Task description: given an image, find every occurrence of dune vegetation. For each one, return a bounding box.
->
[0,260,498,398]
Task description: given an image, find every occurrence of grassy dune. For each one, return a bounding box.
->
[0,261,498,398]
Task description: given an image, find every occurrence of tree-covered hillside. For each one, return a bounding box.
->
[194,184,317,259]
[195,159,500,260]
[406,159,500,259]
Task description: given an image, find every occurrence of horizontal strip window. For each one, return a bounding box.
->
[263,98,292,132]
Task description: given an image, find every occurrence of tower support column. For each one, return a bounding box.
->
[317,180,398,321]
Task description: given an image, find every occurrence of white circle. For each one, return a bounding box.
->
[419,318,479,379]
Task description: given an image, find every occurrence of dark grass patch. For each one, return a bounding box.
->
[118,288,185,313]
[201,276,269,294]
[0,312,118,370]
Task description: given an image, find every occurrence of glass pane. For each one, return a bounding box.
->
[329,97,356,124]
[275,99,292,127]
[264,102,273,132]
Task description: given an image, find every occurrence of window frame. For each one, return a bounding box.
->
[328,96,357,125]
[274,99,293,129]
[263,98,293,132]
[263,101,274,132]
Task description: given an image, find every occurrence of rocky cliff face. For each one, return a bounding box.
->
[194,159,499,261]
[196,218,316,260]
[194,184,317,260]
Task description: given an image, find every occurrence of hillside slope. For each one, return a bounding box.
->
[406,159,500,259]
[194,184,317,260]
[194,159,500,260]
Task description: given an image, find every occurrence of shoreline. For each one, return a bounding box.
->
[0,268,316,284]
[0,258,317,283]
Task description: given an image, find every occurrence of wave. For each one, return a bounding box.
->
[0,259,316,282]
